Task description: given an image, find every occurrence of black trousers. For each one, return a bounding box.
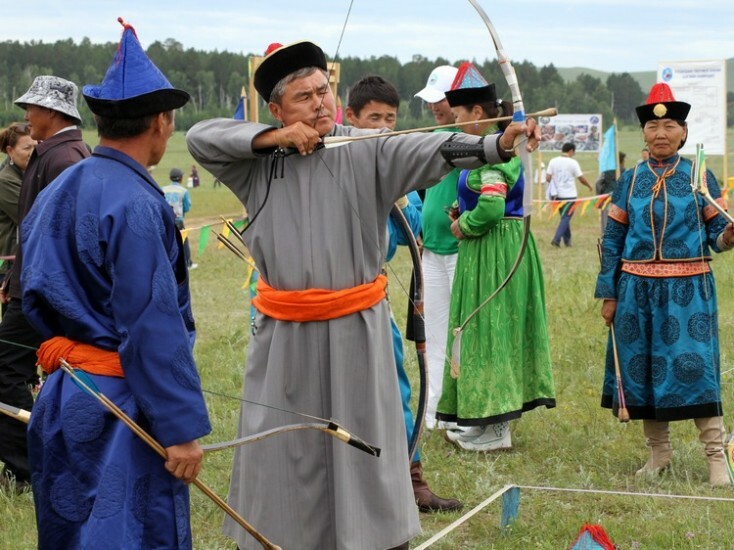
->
[0,298,42,482]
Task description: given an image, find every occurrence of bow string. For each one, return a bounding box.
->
[450,0,535,375]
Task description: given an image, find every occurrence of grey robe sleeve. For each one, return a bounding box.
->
[186,119,276,199]
[372,131,505,202]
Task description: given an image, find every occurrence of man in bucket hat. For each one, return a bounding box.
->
[21,18,210,549]
[0,75,89,491]
[187,40,538,549]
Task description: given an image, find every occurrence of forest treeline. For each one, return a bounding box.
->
[1,37,733,131]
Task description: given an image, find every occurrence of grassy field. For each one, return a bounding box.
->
[2,126,734,549]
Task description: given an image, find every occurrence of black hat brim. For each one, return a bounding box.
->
[445,84,496,108]
[84,88,190,119]
[254,41,327,102]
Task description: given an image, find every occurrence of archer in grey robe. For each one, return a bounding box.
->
[187,120,506,549]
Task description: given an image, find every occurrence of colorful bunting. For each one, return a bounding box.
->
[198,225,211,254]
[533,194,611,219]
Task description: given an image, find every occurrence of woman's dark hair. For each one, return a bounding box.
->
[475,99,513,131]
[0,122,31,152]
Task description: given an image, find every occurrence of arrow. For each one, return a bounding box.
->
[0,401,31,424]
[322,107,557,149]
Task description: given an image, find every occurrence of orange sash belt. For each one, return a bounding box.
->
[253,274,388,322]
[621,261,710,278]
[37,336,124,378]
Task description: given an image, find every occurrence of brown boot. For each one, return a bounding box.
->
[411,460,463,513]
[694,417,731,487]
[635,419,671,477]
[386,543,409,550]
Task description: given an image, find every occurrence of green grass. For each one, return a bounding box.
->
[2,127,734,549]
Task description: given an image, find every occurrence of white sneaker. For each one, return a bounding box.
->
[444,426,484,443]
[438,420,460,431]
[189,263,198,270]
[454,422,512,452]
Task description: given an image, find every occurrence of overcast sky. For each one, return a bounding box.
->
[4,1,733,74]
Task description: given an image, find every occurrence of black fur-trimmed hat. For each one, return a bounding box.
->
[254,41,327,102]
[445,84,496,108]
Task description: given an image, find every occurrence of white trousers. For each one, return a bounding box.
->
[422,249,458,428]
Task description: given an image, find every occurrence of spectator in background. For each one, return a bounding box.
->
[596,151,626,236]
[163,167,197,269]
[547,142,592,247]
[413,64,461,430]
[640,147,650,163]
[190,164,200,187]
[0,123,36,315]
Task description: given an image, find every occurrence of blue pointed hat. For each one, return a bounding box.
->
[83,18,189,118]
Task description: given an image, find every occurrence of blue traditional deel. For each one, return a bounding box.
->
[83,18,190,118]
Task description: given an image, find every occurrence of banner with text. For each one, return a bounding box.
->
[538,114,602,153]
[658,59,727,155]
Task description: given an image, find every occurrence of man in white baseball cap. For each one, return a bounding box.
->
[414,65,458,125]
[412,64,462,432]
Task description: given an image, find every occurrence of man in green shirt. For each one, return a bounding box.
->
[413,65,461,430]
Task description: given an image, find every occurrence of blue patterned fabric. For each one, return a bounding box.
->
[595,155,727,420]
[602,271,721,420]
[21,146,211,548]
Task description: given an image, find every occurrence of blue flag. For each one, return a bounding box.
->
[598,125,616,173]
[233,95,245,120]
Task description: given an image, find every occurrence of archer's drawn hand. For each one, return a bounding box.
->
[601,299,617,327]
[499,117,540,154]
[274,122,323,156]
[165,440,204,484]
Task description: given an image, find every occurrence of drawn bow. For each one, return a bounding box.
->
[450,0,535,374]
[389,205,428,460]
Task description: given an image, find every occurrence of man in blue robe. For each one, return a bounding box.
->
[21,19,211,549]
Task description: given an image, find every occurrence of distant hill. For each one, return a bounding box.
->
[557,57,734,95]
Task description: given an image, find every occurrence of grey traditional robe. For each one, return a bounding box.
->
[186,120,504,549]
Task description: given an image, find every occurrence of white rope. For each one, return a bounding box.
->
[516,484,734,502]
[414,484,734,548]
[413,484,515,550]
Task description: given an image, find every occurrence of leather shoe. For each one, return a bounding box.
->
[411,461,463,513]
